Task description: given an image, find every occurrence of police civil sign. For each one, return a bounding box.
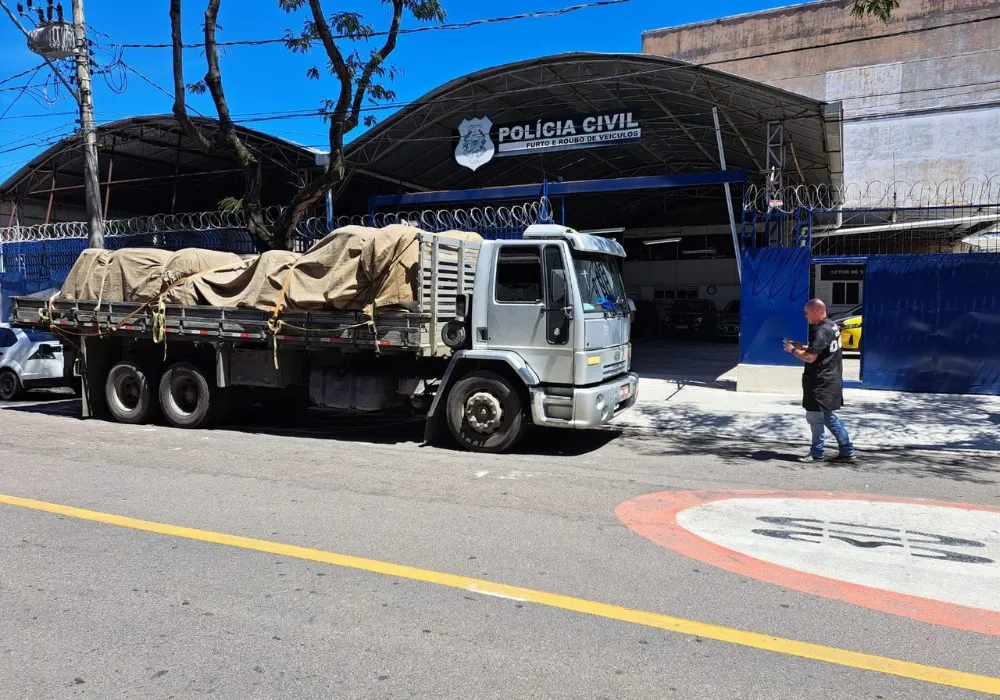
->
[454,110,642,170]
[497,110,642,156]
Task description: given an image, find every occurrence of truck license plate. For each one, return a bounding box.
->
[618,384,631,401]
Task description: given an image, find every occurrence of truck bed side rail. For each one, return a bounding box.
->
[419,233,480,356]
[10,297,427,351]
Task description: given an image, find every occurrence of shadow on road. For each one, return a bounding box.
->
[628,389,1000,455]
[2,398,618,457]
[621,432,1000,485]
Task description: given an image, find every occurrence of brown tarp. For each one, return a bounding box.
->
[60,225,482,315]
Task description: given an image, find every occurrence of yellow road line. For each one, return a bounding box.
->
[3,491,999,696]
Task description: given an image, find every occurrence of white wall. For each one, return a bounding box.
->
[623,259,740,309]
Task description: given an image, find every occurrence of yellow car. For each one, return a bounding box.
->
[835,307,862,351]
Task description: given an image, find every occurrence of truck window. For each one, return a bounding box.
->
[0,328,16,348]
[495,247,542,303]
[573,255,627,313]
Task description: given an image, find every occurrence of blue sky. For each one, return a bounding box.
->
[0,0,797,180]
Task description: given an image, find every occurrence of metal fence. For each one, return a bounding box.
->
[740,204,1000,259]
[0,200,552,286]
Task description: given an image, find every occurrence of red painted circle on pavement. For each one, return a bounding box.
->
[615,490,1000,636]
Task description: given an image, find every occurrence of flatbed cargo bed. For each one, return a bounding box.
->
[9,232,479,357]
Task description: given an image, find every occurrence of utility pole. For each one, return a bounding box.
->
[71,0,104,248]
[1,0,104,248]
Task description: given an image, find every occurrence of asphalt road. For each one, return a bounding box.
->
[1,393,998,699]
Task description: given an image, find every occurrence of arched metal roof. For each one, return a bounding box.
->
[345,52,843,195]
[0,115,325,222]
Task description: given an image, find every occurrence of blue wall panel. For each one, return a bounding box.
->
[740,246,810,366]
[864,254,1000,395]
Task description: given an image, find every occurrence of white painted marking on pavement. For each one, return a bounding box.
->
[466,585,528,602]
[677,498,1000,612]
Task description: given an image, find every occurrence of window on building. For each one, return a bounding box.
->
[495,247,542,303]
[832,282,861,306]
[653,287,698,300]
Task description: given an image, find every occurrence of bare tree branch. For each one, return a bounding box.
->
[170,0,214,153]
[349,1,403,132]
[172,0,444,252]
[306,0,353,147]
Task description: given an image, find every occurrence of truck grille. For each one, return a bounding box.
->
[603,359,627,379]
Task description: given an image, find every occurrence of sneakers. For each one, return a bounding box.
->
[800,453,858,463]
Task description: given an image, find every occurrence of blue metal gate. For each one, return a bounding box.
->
[863,253,1000,395]
[739,246,811,367]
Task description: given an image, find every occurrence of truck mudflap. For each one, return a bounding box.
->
[529,372,639,429]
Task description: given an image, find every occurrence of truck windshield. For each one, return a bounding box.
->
[573,255,627,313]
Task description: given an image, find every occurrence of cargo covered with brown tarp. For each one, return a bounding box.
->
[60,225,482,315]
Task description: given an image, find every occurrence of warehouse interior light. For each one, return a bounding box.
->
[643,237,681,246]
[579,227,626,236]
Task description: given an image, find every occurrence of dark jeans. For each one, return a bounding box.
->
[806,411,855,459]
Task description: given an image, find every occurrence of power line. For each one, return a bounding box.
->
[0,65,43,121]
[120,0,631,49]
[0,62,47,88]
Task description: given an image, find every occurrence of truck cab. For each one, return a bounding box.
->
[431,224,638,452]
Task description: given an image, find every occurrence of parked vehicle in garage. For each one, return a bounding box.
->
[0,323,76,401]
[716,299,740,341]
[661,299,719,341]
[833,304,863,351]
[630,300,661,340]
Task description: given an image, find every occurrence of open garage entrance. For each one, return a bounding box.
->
[338,52,843,381]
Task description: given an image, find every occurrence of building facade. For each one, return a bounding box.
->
[643,0,1000,204]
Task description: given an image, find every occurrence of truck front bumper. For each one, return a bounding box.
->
[530,372,639,429]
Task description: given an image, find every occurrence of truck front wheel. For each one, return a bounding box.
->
[105,361,158,424]
[446,371,529,453]
[159,362,218,429]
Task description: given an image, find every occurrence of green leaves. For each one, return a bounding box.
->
[186,81,207,95]
[401,0,446,23]
[850,0,899,22]
[332,11,374,40]
[218,196,244,212]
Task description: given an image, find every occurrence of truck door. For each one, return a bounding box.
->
[486,243,573,385]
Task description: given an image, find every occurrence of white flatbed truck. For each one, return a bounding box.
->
[10,224,638,453]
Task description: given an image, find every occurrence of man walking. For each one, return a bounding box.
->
[784,299,856,463]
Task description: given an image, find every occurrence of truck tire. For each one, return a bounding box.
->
[105,361,158,424]
[0,369,23,401]
[159,362,218,429]
[446,371,529,453]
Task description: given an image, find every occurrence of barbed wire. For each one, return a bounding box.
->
[744,176,1000,213]
[0,200,553,243]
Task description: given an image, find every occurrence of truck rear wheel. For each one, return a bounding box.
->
[159,362,218,429]
[105,361,158,424]
[446,371,529,453]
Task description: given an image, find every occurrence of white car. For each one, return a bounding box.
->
[0,323,75,401]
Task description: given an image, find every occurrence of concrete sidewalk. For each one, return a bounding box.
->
[618,341,1000,454]
[616,376,1000,454]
